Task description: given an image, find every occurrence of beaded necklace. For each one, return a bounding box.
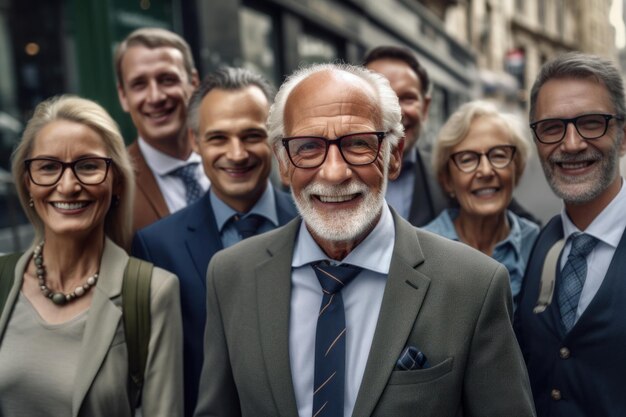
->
[33,241,99,306]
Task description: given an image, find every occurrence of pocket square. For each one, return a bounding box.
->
[396,346,430,370]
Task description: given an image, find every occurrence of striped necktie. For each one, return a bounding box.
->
[311,261,362,417]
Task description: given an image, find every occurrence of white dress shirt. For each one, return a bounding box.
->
[138,137,210,213]
[560,179,626,322]
[289,204,395,417]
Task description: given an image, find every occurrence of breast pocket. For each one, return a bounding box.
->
[387,357,454,385]
[372,357,458,416]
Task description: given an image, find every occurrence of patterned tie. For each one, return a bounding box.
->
[232,214,263,239]
[168,163,204,205]
[311,261,362,417]
[558,233,598,332]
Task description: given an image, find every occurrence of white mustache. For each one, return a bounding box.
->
[302,181,369,198]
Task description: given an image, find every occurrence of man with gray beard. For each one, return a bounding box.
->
[194,63,534,417]
[515,52,626,417]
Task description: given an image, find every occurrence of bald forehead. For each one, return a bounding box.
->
[284,70,382,135]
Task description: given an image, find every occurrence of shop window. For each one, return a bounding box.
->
[240,6,279,85]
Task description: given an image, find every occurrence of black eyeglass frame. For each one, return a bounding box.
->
[449,145,517,173]
[24,157,113,186]
[281,131,386,169]
[529,113,624,144]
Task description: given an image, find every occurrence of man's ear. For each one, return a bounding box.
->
[421,94,432,122]
[275,150,292,187]
[619,124,626,157]
[117,83,130,113]
[190,69,200,89]
[387,140,405,181]
[189,128,199,153]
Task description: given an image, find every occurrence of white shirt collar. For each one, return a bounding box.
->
[561,178,626,248]
[138,137,203,176]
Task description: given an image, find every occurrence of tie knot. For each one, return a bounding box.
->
[168,163,203,204]
[312,261,362,294]
[232,214,263,239]
[569,233,598,258]
[168,163,199,180]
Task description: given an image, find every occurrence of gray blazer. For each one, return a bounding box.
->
[194,210,535,417]
[0,238,184,417]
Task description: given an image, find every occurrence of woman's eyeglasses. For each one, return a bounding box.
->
[449,145,516,173]
[25,157,112,186]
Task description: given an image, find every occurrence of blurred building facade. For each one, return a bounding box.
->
[0,0,477,252]
[444,0,616,106]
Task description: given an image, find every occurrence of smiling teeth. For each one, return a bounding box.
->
[561,162,587,169]
[474,188,497,196]
[319,194,356,203]
[53,202,88,210]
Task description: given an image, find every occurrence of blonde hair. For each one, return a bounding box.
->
[432,100,531,189]
[11,95,135,250]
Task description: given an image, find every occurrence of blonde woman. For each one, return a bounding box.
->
[0,96,183,416]
[424,101,539,306]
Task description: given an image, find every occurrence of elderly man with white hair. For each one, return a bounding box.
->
[193,63,535,417]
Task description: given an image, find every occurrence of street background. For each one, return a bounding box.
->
[1,0,625,252]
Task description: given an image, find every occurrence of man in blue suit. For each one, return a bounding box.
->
[516,52,626,416]
[132,67,298,417]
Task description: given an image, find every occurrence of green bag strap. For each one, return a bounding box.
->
[0,253,23,316]
[123,256,153,411]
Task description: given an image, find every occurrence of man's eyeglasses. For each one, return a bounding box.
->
[530,113,624,144]
[25,157,113,186]
[449,145,516,173]
[282,131,385,169]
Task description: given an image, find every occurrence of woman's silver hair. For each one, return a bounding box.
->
[11,95,135,250]
[529,52,626,122]
[267,63,404,165]
[432,100,531,189]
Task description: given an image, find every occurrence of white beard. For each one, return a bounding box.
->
[294,178,387,242]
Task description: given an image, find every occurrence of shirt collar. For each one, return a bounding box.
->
[292,203,395,274]
[138,137,202,176]
[211,182,278,232]
[561,178,626,248]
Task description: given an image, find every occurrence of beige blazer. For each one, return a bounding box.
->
[194,210,536,417]
[0,238,184,417]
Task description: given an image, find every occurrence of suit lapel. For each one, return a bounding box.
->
[185,194,223,287]
[72,239,126,416]
[128,142,169,218]
[352,213,430,417]
[256,219,301,417]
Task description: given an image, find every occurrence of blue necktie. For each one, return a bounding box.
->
[558,233,598,332]
[232,214,263,239]
[311,261,362,417]
[168,163,203,205]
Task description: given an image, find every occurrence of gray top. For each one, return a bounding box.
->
[0,293,88,416]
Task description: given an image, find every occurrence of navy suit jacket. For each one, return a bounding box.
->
[131,188,298,417]
[515,215,626,417]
